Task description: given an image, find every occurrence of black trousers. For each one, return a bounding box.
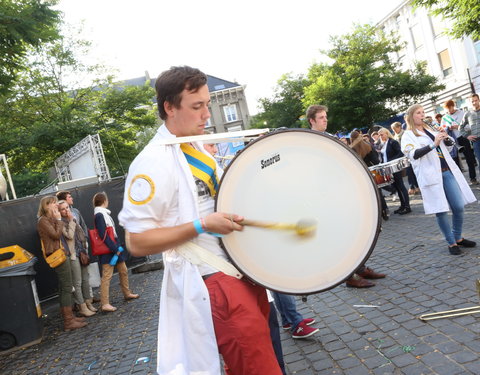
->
[393,171,410,209]
[457,136,477,180]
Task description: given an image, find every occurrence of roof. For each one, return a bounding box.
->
[206,75,241,92]
[120,73,241,93]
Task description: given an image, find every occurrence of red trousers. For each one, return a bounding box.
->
[205,273,282,375]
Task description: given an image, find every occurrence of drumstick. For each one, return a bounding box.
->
[240,218,317,236]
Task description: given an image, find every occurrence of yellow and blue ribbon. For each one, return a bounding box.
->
[180,143,219,197]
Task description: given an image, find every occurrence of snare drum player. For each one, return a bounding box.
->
[306,105,386,288]
[119,66,282,375]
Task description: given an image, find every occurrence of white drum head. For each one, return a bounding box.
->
[216,129,381,294]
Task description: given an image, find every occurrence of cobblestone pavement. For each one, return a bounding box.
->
[1,182,480,375]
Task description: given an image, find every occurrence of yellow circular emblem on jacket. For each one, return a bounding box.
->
[404,144,414,153]
[128,175,155,205]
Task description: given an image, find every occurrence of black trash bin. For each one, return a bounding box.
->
[0,245,43,352]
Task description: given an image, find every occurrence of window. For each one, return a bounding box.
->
[223,104,238,123]
[438,49,453,77]
[410,24,423,49]
[430,16,444,37]
[456,98,467,110]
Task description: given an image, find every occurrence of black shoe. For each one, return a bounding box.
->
[456,238,476,247]
[448,245,462,255]
[398,207,411,215]
[382,210,389,221]
[393,208,402,214]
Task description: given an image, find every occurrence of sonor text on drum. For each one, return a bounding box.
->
[260,154,281,169]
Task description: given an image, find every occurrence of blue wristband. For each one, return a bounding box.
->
[193,219,205,234]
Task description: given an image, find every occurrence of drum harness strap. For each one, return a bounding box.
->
[180,143,219,197]
[176,241,243,280]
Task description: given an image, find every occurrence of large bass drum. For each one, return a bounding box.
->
[215,129,381,295]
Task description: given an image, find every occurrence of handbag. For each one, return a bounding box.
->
[88,226,116,256]
[79,251,90,266]
[41,240,67,268]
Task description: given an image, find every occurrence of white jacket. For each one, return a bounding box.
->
[401,129,476,214]
[119,125,221,375]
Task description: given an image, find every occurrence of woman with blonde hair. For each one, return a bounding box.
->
[378,128,411,215]
[37,196,87,331]
[401,104,476,255]
[93,192,139,312]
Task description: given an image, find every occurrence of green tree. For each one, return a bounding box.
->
[250,73,309,129]
[93,84,158,176]
[0,30,157,197]
[412,0,480,39]
[303,24,444,133]
[0,0,60,95]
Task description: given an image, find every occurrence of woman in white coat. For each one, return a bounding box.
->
[401,104,477,255]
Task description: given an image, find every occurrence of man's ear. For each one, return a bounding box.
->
[164,101,174,117]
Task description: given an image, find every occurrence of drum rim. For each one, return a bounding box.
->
[215,128,383,295]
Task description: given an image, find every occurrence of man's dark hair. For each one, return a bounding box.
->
[471,93,479,100]
[56,191,71,201]
[155,66,208,120]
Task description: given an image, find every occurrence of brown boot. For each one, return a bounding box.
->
[85,299,98,312]
[73,315,86,323]
[78,303,96,317]
[61,306,87,331]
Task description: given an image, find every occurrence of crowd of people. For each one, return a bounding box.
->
[36,190,139,332]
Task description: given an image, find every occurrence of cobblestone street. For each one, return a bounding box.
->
[1,183,480,375]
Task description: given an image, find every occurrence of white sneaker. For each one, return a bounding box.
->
[391,194,398,202]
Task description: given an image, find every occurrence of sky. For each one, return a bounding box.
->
[56,0,403,115]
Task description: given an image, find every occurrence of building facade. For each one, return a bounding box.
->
[377,0,480,114]
[124,72,251,133]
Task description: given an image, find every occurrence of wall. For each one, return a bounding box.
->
[0,177,146,300]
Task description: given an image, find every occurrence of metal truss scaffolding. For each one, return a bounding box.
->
[54,134,111,183]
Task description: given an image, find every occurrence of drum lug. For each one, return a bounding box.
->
[301,295,308,302]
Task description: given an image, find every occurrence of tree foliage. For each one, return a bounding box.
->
[412,0,480,39]
[0,30,157,197]
[303,24,444,133]
[250,73,309,129]
[0,0,61,95]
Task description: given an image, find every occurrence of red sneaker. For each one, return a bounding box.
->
[292,321,319,339]
[303,318,315,326]
[283,318,315,330]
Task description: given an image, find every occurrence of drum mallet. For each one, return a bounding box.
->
[240,218,317,237]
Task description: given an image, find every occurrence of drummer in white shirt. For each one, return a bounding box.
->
[119,66,282,375]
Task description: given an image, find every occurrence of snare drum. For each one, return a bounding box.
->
[383,156,410,174]
[215,129,381,295]
[369,164,393,188]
